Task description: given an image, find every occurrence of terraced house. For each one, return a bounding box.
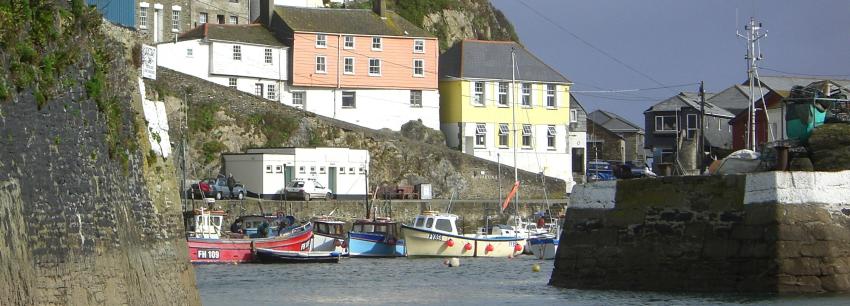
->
[258,0,441,130]
[439,40,574,189]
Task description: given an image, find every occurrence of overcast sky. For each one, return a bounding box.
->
[490,0,850,125]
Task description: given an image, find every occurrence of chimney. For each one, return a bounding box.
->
[259,0,274,26]
[372,0,386,19]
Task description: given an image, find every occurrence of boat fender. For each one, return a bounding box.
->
[514,244,523,253]
[342,240,348,249]
[446,239,455,247]
[485,244,494,253]
[463,243,472,251]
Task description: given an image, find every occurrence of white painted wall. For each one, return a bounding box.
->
[744,170,850,213]
[569,180,617,208]
[280,87,440,131]
[209,41,287,80]
[275,0,325,7]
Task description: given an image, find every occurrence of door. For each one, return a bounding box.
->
[284,166,294,186]
[328,167,337,194]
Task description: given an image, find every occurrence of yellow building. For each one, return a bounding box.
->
[438,40,575,189]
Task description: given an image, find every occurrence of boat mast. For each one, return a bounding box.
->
[738,17,766,151]
[511,47,519,227]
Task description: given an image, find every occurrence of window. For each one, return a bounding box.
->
[339,167,345,174]
[570,109,578,123]
[299,166,305,174]
[413,59,424,77]
[265,165,272,173]
[186,48,193,57]
[425,218,434,229]
[546,84,556,108]
[475,123,486,147]
[348,167,355,173]
[342,91,356,108]
[359,167,365,174]
[498,82,509,106]
[229,16,238,24]
[718,118,722,131]
[172,10,180,32]
[521,83,531,107]
[292,92,305,106]
[522,124,532,147]
[320,167,326,174]
[217,14,224,24]
[547,125,556,148]
[229,0,238,2]
[343,57,354,74]
[310,166,316,173]
[435,219,453,233]
[369,58,381,76]
[686,114,698,139]
[232,45,241,60]
[498,123,509,147]
[413,39,424,53]
[473,81,485,105]
[267,84,276,100]
[343,35,354,49]
[254,83,263,96]
[139,6,147,29]
[372,36,382,50]
[410,90,422,108]
[274,165,282,173]
[228,78,236,88]
[414,217,425,228]
[199,12,207,24]
[264,48,272,64]
[655,115,676,132]
[316,34,327,48]
[315,56,326,73]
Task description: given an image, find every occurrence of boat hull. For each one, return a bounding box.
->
[188,224,313,263]
[348,232,405,257]
[527,237,558,260]
[401,225,524,258]
[310,233,345,252]
[254,248,345,263]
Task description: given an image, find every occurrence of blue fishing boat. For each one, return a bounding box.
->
[347,218,405,257]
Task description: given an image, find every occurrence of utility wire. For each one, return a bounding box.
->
[516,1,676,94]
[760,67,850,78]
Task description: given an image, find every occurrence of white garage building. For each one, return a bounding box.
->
[222,147,370,200]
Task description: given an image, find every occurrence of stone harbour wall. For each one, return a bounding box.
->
[550,171,850,293]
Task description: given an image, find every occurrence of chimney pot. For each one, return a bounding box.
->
[372,0,386,18]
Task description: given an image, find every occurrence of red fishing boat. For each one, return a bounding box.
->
[186,208,313,263]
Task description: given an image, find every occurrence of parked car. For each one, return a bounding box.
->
[284,179,333,201]
[587,160,616,181]
[626,161,656,178]
[188,176,245,200]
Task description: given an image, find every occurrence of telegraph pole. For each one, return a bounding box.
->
[738,17,767,151]
[699,81,706,174]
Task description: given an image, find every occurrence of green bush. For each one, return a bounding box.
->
[249,113,299,147]
[190,102,219,133]
[202,140,227,163]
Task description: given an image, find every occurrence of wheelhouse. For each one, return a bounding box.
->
[411,211,459,235]
[313,218,346,239]
[352,218,399,240]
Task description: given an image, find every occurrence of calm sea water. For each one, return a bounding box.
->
[195,257,850,305]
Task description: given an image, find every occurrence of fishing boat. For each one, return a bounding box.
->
[309,217,347,252]
[527,235,559,260]
[185,208,313,263]
[254,248,345,263]
[348,218,405,257]
[401,211,525,258]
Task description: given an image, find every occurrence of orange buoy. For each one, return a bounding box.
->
[464,243,472,251]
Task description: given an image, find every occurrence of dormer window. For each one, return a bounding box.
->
[413,39,424,53]
[316,34,327,48]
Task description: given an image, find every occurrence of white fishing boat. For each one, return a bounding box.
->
[309,217,347,253]
[401,211,525,258]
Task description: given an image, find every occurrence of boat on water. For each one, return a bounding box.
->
[254,248,345,263]
[401,211,525,258]
[348,218,405,257]
[185,208,313,263]
[527,235,559,260]
[309,217,347,253]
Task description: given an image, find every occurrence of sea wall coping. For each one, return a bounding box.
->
[744,170,850,213]
[569,180,616,209]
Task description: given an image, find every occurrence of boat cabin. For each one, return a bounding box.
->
[186,208,226,239]
[351,218,399,240]
[477,224,518,237]
[313,218,346,239]
[410,211,459,235]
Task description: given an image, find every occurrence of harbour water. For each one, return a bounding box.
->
[195,257,850,305]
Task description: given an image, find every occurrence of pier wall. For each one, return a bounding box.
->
[550,171,850,293]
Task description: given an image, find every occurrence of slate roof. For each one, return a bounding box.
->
[587,110,644,133]
[179,23,285,46]
[644,92,734,118]
[753,75,850,94]
[273,6,432,38]
[706,85,752,115]
[439,40,571,83]
[570,94,586,113]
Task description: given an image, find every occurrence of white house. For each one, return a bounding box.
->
[222,147,370,199]
[157,23,288,101]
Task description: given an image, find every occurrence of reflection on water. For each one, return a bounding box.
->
[196,257,850,306]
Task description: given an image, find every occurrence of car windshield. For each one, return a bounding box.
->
[290,181,304,188]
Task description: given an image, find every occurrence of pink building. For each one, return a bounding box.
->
[258,0,440,130]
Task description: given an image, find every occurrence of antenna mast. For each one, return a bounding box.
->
[737,17,767,151]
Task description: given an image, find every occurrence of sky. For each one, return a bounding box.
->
[490,0,850,126]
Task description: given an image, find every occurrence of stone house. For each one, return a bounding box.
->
[644,92,735,171]
[156,23,288,101]
[256,0,441,131]
[191,0,250,28]
[587,118,625,163]
[587,110,645,163]
[569,94,587,184]
[438,39,574,188]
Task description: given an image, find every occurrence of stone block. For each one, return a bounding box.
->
[781,205,832,224]
[821,258,850,275]
[775,224,814,242]
[739,242,773,258]
[780,257,823,276]
[800,241,837,257]
[731,225,765,240]
[776,241,802,258]
[743,204,778,225]
[795,275,825,293]
[703,240,740,259]
[808,222,850,241]
[820,274,850,292]
[605,208,645,228]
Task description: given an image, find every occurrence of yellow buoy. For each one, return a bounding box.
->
[532,263,541,272]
